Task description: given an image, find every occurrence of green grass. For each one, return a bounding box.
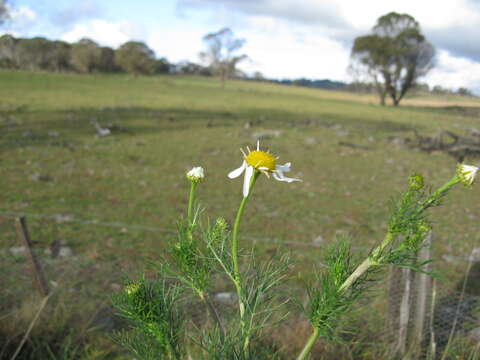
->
[1,70,480,359]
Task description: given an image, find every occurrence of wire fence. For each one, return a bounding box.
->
[384,235,480,358]
[0,210,367,252]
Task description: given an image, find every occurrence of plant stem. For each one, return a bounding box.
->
[199,291,225,344]
[231,170,260,352]
[420,176,460,211]
[231,170,259,283]
[187,182,197,239]
[339,232,393,292]
[296,327,319,360]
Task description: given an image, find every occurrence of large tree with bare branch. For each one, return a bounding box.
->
[350,12,435,106]
[200,27,248,88]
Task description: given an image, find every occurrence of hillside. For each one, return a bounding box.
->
[1,70,480,359]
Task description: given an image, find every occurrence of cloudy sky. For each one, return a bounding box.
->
[6,0,480,93]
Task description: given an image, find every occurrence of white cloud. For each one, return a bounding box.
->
[425,50,480,93]
[148,27,204,61]
[337,0,478,30]
[8,5,37,23]
[179,0,347,28]
[60,19,146,48]
[238,18,350,80]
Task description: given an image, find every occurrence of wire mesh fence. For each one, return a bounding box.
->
[384,234,480,359]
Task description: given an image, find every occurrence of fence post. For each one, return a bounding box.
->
[412,231,433,353]
[397,267,412,355]
[15,216,49,297]
[387,265,402,336]
[387,231,434,359]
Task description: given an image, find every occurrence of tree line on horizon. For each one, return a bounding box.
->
[0,35,173,75]
[0,12,476,102]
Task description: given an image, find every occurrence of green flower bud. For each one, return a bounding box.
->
[417,221,431,235]
[408,173,424,190]
[124,282,141,295]
[215,217,228,232]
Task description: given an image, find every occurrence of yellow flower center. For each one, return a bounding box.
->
[245,150,276,171]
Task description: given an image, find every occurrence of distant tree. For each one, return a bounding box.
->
[350,12,435,106]
[174,61,211,76]
[50,41,71,72]
[345,81,376,94]
[432,85,451,95]
[97,46,116,72]
[457,87,473,96]
[154,57,170,74]
[252,71,264,81]
[115,41,156,76]
[0,34,17,68]
[412,82,430,93]
[200,27,247,88]
[0,36,72,72]
[16,37,54,71]
[70,38,102,73]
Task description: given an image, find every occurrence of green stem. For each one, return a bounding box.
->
[231,171,260,282]
[340,232,393,292]
[296,327,319,360]
[232,197,248,281]
[231,170,260,353]
[187,182,197,240]
[199,291,225,344]
[421,175,460,211]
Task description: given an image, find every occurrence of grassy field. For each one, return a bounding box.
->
[1,70,480,359]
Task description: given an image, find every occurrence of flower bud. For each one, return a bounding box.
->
[457,163,479,186]
[408,173,424,190]
[124,282,140,295]
[215,217,228,232]
[186,166,205,183]
[417,221,431,235]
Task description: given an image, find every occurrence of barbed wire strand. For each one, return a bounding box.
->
[0,210,335,268]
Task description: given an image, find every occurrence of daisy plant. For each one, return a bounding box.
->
[111,141,478,360]
[186,166,204,239]
[227,141,301,354]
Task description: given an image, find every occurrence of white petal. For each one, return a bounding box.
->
[186,166,205,181]
[243,166,254,197]
[228,161,246,179]
[460,164,479,184]
[272,172,282,181]
[273,170,301,183]
[276,162,291,172]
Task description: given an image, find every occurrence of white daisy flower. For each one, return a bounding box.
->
[457,163,479,186]
[186,166,205,182]
[228,141,301,197]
